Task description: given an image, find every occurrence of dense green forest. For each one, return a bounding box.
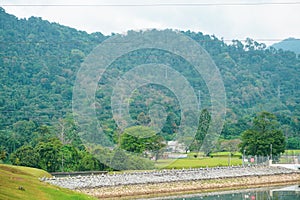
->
[272,38,300,54]
[0,8,300,171]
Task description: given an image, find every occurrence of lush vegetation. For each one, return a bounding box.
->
[0,115,109,172]
[240,111,286,156]
[0,8,300,171]
[272,38,300,54]
[0,117,156,171]
[0,164,96,200]
[120,126,166,159]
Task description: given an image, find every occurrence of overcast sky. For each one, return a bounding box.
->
[2,0,300,45]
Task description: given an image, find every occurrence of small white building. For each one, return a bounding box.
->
[167,141,186,153]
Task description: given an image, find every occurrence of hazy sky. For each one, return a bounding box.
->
[2,0,300,45]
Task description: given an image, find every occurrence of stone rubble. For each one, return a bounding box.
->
[42,166,298,190]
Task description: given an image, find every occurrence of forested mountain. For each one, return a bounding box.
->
[0,6,300,165]
[272,38,300,54]
[0,7,106,127]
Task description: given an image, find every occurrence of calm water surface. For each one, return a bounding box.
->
[142,185,300,200]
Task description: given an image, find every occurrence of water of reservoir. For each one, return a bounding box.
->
[142,185,300,200]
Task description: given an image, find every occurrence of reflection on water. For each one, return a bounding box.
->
[142,185,300,200]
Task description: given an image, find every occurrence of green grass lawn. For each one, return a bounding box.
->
[284,149,300,155]
[210,152,242,157]
[155,157,242,169]
[157,149,300,169]
[0,164,96,200]
[187,151,242,158]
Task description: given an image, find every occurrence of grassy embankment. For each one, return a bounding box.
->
[0,164,96,200]
[155,152,242,169]
[155,149,300,169]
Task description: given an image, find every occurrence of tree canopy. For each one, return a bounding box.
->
[240,111,286,157]
[120,126,165,158]
[1,8,300,146]
[1,8,300,171]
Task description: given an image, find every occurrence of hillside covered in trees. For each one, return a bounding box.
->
[0,8,300,170]
[272,38,300,54]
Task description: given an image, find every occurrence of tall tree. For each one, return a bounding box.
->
[0,146,7,162]
[10,145,39,168]
[120,126,165,157]
[240,111,285,156]
[36,138,62,172]
[191,109,211,154]
[56,114,83,148]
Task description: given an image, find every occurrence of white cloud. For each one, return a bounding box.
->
[2,0,300,45]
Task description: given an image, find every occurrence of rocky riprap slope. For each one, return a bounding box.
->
[42,166,298,190]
